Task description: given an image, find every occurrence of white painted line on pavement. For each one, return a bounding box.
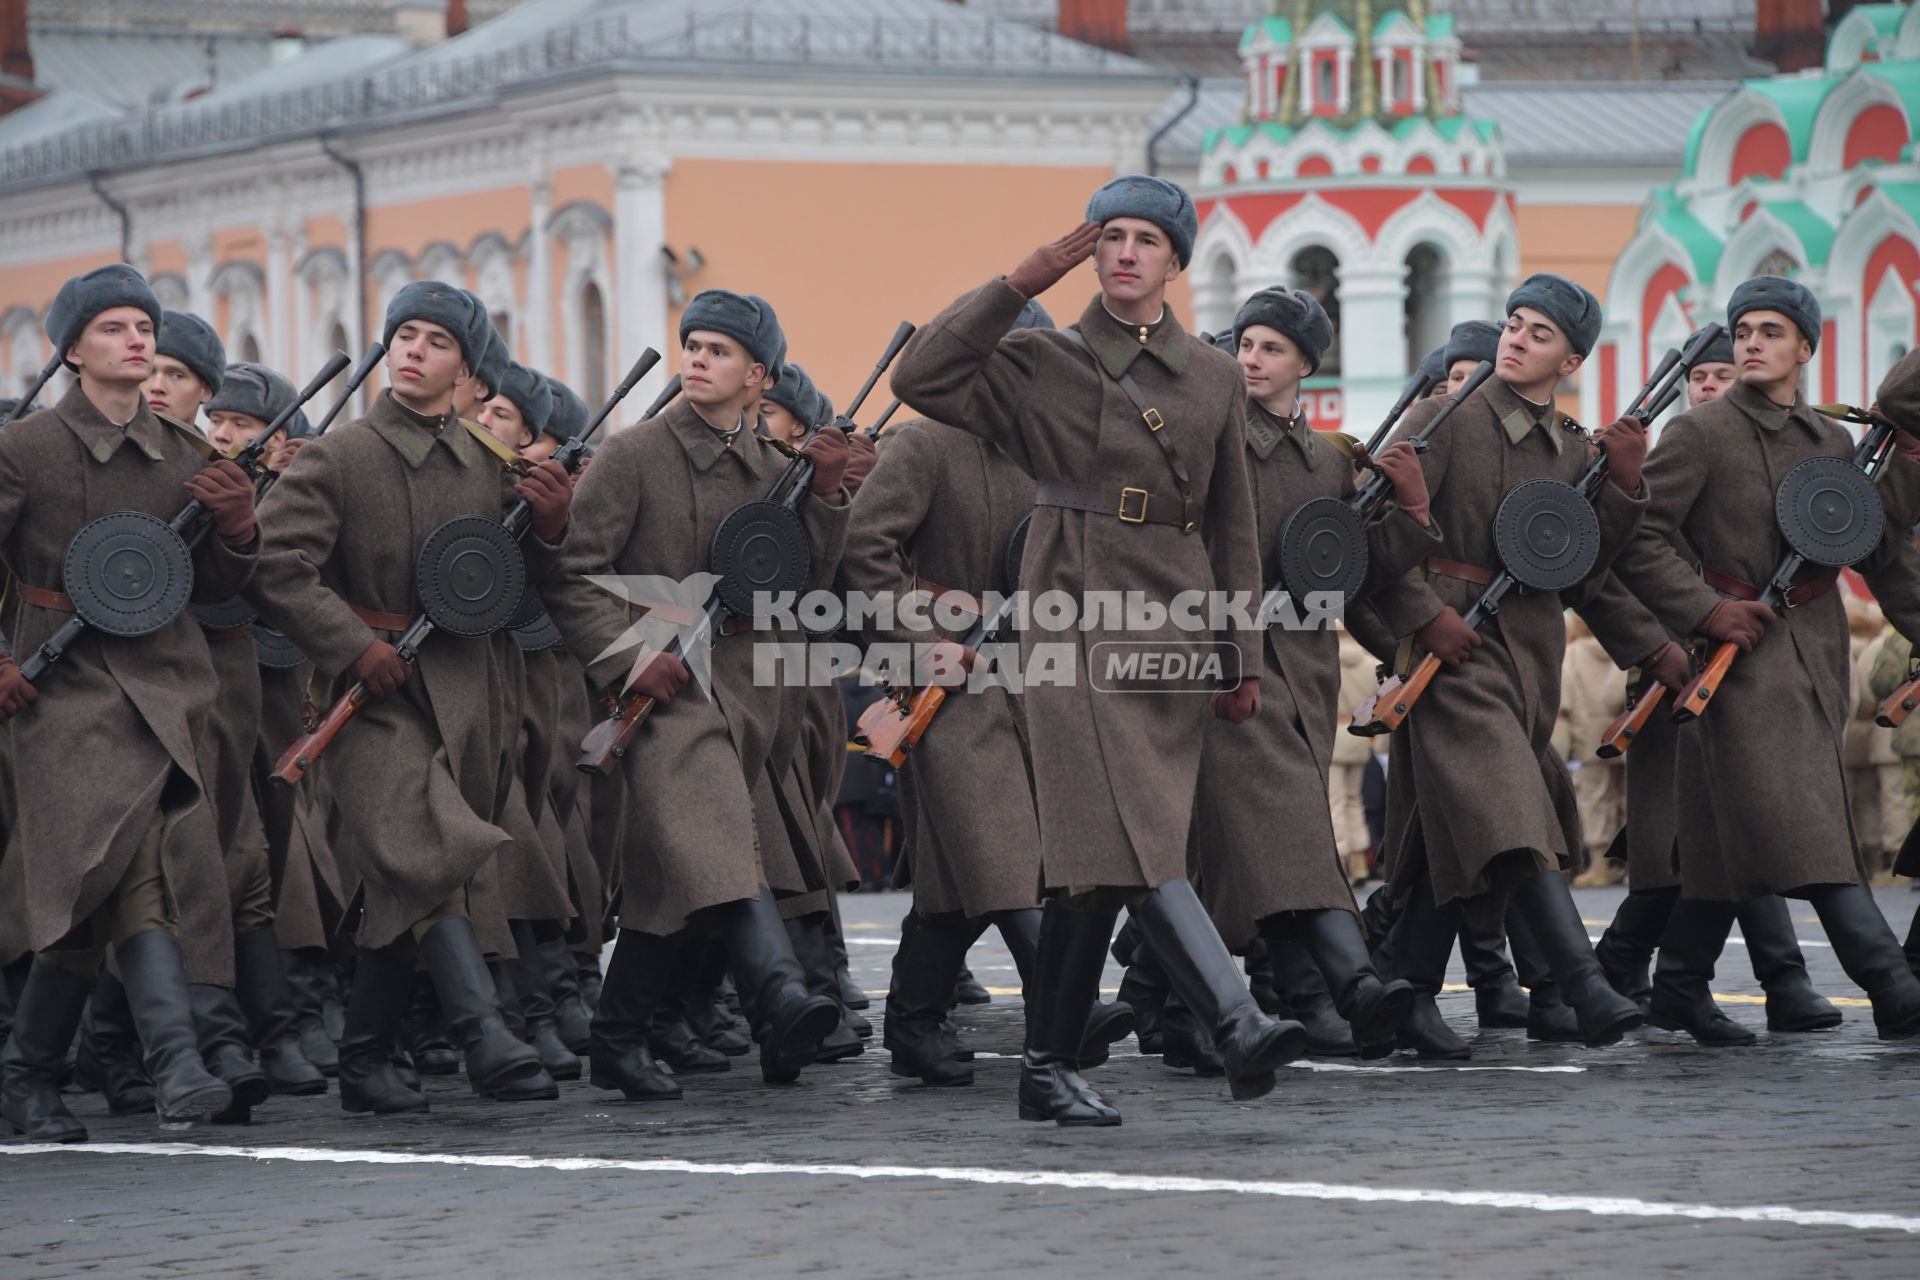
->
[1287,1060,1585,1075]
[6,1142,1914,1235]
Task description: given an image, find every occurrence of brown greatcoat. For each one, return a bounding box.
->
[0,385,254,980]
[248,391,553,950]
[525,643,606,945]
[1608,379,1920,900]
[538,398,849,937]
[1370,376,1648,907]
[766,673,863,923]
[891,281,1263,892]
[254,660,344,951]
[838,416,1042,917]
[1190,403,1441,950]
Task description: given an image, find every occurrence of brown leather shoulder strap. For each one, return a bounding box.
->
[1061,328,1196,532]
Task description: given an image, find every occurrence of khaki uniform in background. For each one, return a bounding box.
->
[1867,626,1920,874]
[1329,630,1378,884]
[1846,604,1900,877]
[1562,618,1629,884]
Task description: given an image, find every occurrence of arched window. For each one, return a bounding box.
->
[1402,244,1448,374]
[1756,249,1798,277]
[1290,246,1341,377]
[580,282,608,406]
[1316,57,1336,108]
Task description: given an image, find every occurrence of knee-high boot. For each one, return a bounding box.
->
[1,959,94,1141]
[338,944,428,1114]
[1282,909,1413,1056]
[1806,883,1920,1039]
[1648,898,1754,1046]
[1594,885,1679,1013]
[885,910,978,1086]
[1737,895,1841,1032]
[119,930,234,1126]
[1017,899,1121,1126]
[588,928,682,1101]
[1378,880,1469,1059]
[713,890,840,1083]
[1506,868,1644,1047]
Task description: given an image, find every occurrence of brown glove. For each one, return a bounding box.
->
[1006,221,1102,299]
[1640,641,1692,692]
[844,431,878,495]
[1368,440,1430,527]
[1211,676,1261,725]
[1595,415,1649,492]
[514,459,573,543]
[185,459,258,548]
[803,426,850,497]
[1698,599,1774,653]
[0,655,38,722]
[1417,606,1482,668]
[350,638,410,698]
[625,649,690,705]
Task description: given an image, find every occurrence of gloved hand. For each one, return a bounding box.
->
[1211,676,1261,724]
[1641,641,1692,692]
[1417,606,1482,668]
[1369,440,1430,526]
[626,649,690,706]
[515,459,573,543]
[1007,221,1102,299]
[803,426,850,497]
[1698,599,1774,652]
[1595,415,1649,491]
[350,638,410,698]
[186,459,258,547]
[844,431,878,495]
[0,655,38,722]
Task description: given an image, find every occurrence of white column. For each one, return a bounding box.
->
[1336,49,1352,113]
[266,224,292,376]
[187,234,214,320]
[1299,49,1315,113]
[613,158,671,408]
[1336,264,1407,433]
[528,177,552,373]
[1412,46,1427,111]
[1379,54,1395,112]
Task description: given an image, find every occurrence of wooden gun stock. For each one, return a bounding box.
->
[576,694,659,776]
[1877,672,1920,729]
[855,684,950,768]
[1671,642,1736,724]
[1596,685,1667,759]
[270,682,369,786]
[1348,654,1441,737]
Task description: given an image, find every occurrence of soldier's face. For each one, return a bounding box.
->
[207,410,291,469]
[682,332,761,409]
[388,320,470,404]
[1733,312,1811,390]
[761,401,808,445]
[452,376,491,418]
[1686,362,1737,406]
[69,307,154,387]
[478,395,533,450]
[1095,218,1180,305]
[1237,325,1312,399]
[143,354,210,419]
[1446,359,1481,394]
[1498,307,1581,394]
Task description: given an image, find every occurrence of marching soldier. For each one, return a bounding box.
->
[1609,278,1920,1039]
[248,282,576,1112]
[1368,274,1650,1058]
[892,175,1304,1126]
[0,266,258,1140]
[540,289,850,1097]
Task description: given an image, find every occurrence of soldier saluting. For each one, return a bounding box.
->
[891,175,1304,1126]
[0,266,259,1140]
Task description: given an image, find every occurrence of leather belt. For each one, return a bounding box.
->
[351,605,413,631]
[629,600,752,636]
[1034,482,1184,528]
[1423,556,1495,587]
[914,576,987,617]
[203,624,252,641]
[18,584,73,612]
[1703,566,1838,609]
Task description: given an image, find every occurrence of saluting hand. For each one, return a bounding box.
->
[515,459,573,543]
[1699,599,1774,653]
[0,655,38,723]
[1006,221,1102,300]
[186,459,259,548]
[1594,415,1649,492]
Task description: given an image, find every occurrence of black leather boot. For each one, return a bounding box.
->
[1158,989,1225,1075]
[1379,882,1470,1059]
[1508,910,1580,1042]
[1906,902,1920,980]
[1267,937,1356,1057]
[954,964,991,1005]
[588,928,682,1102]
[338,944,428,1114]
[787,913,864,1063]
[1647,898,1754,1046]
[1507,868,1645,1047]
[995,906,1132,1069]
[1133,879,1304,1101]
[1,959,93,1141]
[190,985,272,1123]
[510,921,581,1081]
[284,950,340,1076]
[1243,939,1285,1016]
[1017,899,1121,1126]
[715,890,840,1083]
[576,948,604,1012]
[1807,882,1920,1039]
[401,969,460,1074]
[540,938,592,1056]
[826,898,870,1012]
[233,928,326,1096]
[1738,895,1842,1032]
[0,952,27,1047]
[1460,913,1529,1029]
[75,970,155,1115]
[650,991,732,1074]
[419,918,545,1096]
[681,935,751,1057]
[1287,909,1414,1056]
[119,930,234,1126]
[885,910,977,1087]
[1594,886,1679,1013]
[1113,920,1169,1055]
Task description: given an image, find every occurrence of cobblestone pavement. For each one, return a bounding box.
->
[4,887,1919,1279]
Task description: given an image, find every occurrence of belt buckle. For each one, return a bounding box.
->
[1142,407,1165,432]
[1118,487,1150,524]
